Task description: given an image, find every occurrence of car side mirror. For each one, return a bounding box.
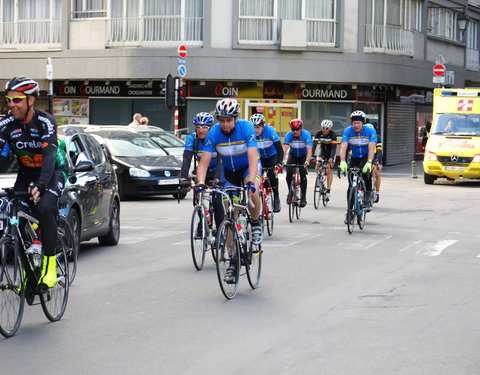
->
[74,160,94,172]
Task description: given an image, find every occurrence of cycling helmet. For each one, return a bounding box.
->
[216,98,240,118]
[321,119,333,128]
[5,76,39,97]
[193,112,214,126]
[290,118,303,130]
[365,123,374,129]
[350,110,366,124]
[250,113,266,126]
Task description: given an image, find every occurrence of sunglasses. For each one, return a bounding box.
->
[196,125,210,130]
[292,128,302,131]
[5,95,27,104]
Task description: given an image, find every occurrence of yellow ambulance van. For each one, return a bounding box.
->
[423,88,480,184]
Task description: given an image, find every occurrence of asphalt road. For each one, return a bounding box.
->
[2,163,480,375]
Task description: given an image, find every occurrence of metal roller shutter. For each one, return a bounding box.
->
[385,102,416,165]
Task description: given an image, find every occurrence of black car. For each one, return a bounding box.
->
[84,127,184,200]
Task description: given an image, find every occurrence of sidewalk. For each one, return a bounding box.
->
[381,161,424,178]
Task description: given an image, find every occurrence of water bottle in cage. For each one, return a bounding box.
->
[26,239,43,269]
[205,209,212,226]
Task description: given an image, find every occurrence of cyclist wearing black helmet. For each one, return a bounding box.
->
[0,76,66,289]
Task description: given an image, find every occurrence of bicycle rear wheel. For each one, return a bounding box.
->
[288,183,295,223]
[58,214,77,284]
[215,220,240,300]
[0,237,25,338]
[40,235,69,322]
[358,195,366,230]
[347,188,355,234]
[313,175,321,209]
[295,182,301,220]
[245,223,262,289]
[190,205,206,270]
[265,190,274,236]
[322,175,328,207]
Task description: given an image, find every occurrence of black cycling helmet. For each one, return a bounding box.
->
[5,76,40,97]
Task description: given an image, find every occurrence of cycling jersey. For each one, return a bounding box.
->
[204,119,258,172]
[341,125,377,159]
[256,125,280,159]
[283,129,312,157]
[312,129,338,160]
[184,133,218,173]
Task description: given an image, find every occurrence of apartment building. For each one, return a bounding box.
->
[0,0,479,164]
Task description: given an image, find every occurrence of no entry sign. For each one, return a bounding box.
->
[177,45,187,58]
[433,64,445,76]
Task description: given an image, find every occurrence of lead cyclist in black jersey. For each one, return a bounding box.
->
[0,76,67,289]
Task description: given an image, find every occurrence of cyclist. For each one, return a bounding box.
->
[195,99,262,282]
[339,110,377,220]
[283,119,312,208]
[366,122,383,203]
[180,112,224,229]
[250,113,284,213]
[312,119,337,201]
[0,76,67,289]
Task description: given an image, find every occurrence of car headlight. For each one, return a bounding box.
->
[424,151,437,161]
[129,168,150,177]
[473,154,480,162]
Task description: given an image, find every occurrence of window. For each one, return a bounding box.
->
[238,0,337,46]
[427,4,463,42]
[366,0,421,31]
[71,0,106,19]
[466,20,478,50]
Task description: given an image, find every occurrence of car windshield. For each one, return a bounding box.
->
[150,133,185,147]
[104,135,168,157]
[431,113,480,136]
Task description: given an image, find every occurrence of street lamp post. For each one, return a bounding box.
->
[46,57,53,114]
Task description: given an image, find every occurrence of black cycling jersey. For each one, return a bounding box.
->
[374,134,383,165]
[312,130,337,160]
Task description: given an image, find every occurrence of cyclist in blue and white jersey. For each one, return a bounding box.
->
[339,110,377,214]
[250,113,283,213]
[283,119,312,208]
[180,112,223,229]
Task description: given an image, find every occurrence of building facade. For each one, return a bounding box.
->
[0,0,479,164]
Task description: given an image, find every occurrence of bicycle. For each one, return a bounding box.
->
[189,183,221,270]
[339,167,367,234]
[57,213,77,284]
[284,164,306,223]
[0,187,69,338]
[214,185,262,300]
[260,167,276,236]
[313,160,329,209]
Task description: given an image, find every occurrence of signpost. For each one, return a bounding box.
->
[174,45,187,137]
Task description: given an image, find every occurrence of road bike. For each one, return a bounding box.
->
[313,160,329,209]
[260,167,276,236]
[0,187,69,338]
[340,167,368,234]
[189,184,220,270]
[285,164,305,223]
[214,185,262,300]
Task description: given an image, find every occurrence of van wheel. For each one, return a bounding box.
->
[424,172,436,185]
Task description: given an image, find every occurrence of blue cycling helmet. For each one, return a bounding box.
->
[193,112,214,126]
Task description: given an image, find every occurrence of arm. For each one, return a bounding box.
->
[180,150,194,180]
[273,140,284,164]
[247,147,258,184]
[305,146,312,166]
[367,142,375,161]
[340,141,348,161]
[282,144,289,162]
[195,151,213,185]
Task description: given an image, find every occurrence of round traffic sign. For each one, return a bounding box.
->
[177,45,187,58]
[433,64,445,76]
[177,64,187,77]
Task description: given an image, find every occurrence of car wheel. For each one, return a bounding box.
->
[68,209,81,260]
[424,172,436,185]
[98,198,120,246]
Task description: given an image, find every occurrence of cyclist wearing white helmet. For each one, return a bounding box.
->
[339,110,377,218]
[0,76,66,289]
[196,98,263,283]
[250,113,283,212]
[365,122,383,203]
[312,119,337,201]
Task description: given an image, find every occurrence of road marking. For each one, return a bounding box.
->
[121,230,187,244]
[400,240,423,252]
[417,240,457,256]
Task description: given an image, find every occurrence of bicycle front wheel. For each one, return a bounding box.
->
[245,226,262,289]
[40,236,69,322]
[288,184,295,223]
[0,237,25,338]
[295,183,301,220]
[313,175,321,209]
[347,188,355,234]
[265,190,274,236]
[358,194,366,230]
[322,176,328,207]
[58,214,77,284]
[215,220,240,300]
[190,205,207,270]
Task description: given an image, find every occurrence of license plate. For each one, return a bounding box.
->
[445,166,464,171]
[158,178,179,185]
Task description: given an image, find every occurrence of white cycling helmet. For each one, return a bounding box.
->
[216,98,240,118]
[250,113,266,126]
[350,110,367,124]
[321,119,333,128]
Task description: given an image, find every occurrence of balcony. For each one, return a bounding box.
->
[364,24,414,56]
[466,47,480,70]
[0,20,61,50]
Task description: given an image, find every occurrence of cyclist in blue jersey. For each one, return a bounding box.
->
[250,113,283,212]
[339,110,377,217]
[196,99,262,282]
[283,119,312,208]
[180,112,223,229]
[365,122,383,203]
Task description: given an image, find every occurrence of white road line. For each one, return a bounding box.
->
[417,240,458,256]
[399,239,423,253]
[121,230,187,244]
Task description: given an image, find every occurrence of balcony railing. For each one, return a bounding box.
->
[307,19,336,46]
[0,20,61,49]
[106,17,203,47]
[466,47,480,70]
[364,24,414,56]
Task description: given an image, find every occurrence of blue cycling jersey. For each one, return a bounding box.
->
[341,125,377,158]
[256,125,280,159]
[185,133,218,173]
[204,118,258,172]
[283,129,312,157]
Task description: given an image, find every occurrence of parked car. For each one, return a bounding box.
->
[129,126,185,163]
[82,127,185,200]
